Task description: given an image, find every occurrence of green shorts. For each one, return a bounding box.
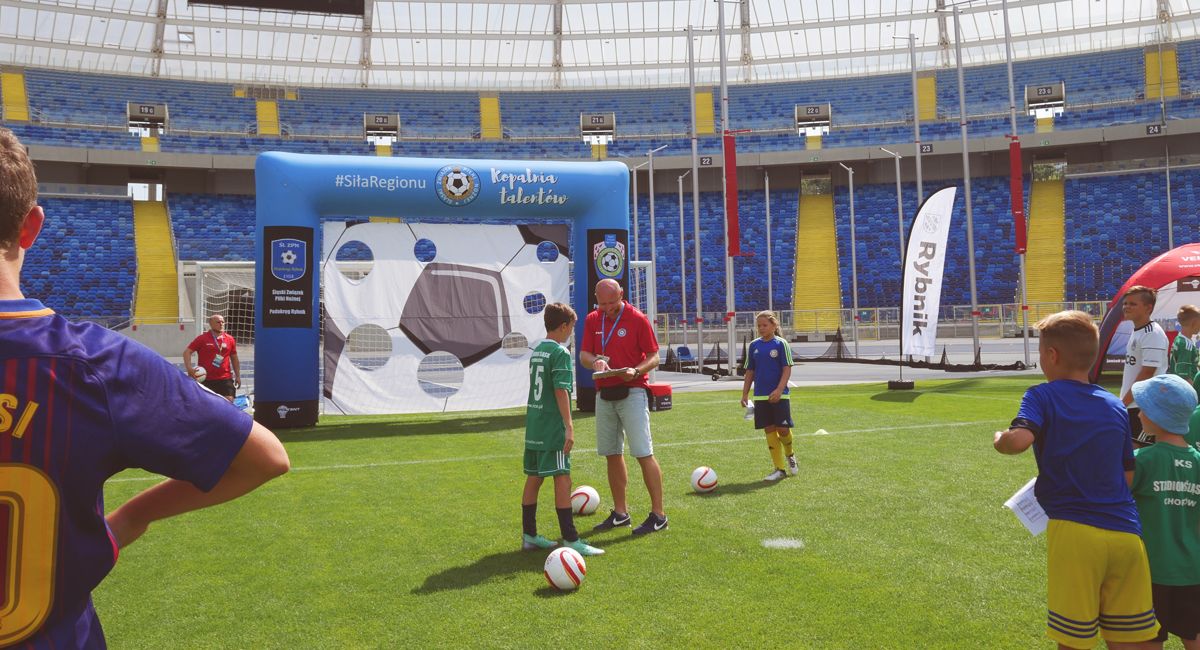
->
[524,448,571,477]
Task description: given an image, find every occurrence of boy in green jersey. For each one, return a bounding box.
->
[521,302,604,557]
[1129,374,1200,649]
[1169,305,1200,392]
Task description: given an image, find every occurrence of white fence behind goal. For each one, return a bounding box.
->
[191,259,655,414]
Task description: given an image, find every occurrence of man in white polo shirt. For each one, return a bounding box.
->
[1121,285,1170,446]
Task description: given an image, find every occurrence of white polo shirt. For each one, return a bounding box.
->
[1121,320,1169,408]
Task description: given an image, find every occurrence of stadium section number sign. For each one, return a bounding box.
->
[254,152,629,428]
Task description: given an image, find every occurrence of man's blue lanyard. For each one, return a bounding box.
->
[211,331,225,352]
[600,304,624,355]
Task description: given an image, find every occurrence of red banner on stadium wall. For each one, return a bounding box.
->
[1010,138,1027,255]
[723,134,740,256]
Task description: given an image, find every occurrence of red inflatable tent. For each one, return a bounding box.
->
[1091,243,1200,382]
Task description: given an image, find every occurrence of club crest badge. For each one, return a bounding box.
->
[435,164,480,207]
[271,238,306,282]
[594,234,625,279]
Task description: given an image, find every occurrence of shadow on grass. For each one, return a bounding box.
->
[412,535,642,595]
[276,413,528,443]
[534,585,578,598]
[279,410,597,443]
[686,479,778,498]
[869,390,923,403]
[918,378,986,394]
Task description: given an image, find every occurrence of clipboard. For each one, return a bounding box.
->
[592,368,632,380]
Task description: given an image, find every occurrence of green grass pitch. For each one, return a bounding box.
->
[95,376,1188,648]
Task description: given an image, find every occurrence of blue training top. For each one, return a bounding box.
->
[744,337,794,400]
[1015,379,1140,535]
[0,299,252,648]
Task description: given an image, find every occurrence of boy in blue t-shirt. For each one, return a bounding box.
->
[994,310,1159,648]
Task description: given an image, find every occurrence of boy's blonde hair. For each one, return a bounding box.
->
[755,310,781,336]
[1036,310,1098,371]
[1178,304,1200,325]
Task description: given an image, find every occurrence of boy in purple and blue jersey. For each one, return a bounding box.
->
[0,127,290,648]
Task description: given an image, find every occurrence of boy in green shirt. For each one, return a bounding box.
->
[1129,374,1200,649]
[1169,305,1200,391]
[521,302,603,557]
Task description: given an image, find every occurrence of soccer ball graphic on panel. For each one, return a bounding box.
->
[398,262,511,367]
[600,250,621,276]
[435,165,480,206]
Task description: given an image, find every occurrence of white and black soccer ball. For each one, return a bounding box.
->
[600,250,621,275]
[441,168,473,199]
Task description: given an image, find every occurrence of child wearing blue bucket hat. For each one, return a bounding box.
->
[1129,373,1200,649]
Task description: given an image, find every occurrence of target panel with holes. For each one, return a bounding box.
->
[255,152,629,427]
[322,221,569,415]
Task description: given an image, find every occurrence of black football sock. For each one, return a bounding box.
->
[556,507,579,543]
[522,503,537,537]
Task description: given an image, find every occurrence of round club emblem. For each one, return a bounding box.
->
[435,165,480,207]
[618,328,627,337]
[769,349,778,358]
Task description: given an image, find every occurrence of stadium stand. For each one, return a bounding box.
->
[22,166,1179,333]
[1064,170,1200,302]
[170,193,257,261]
[6,42,1199,324]
[22,197,136,324]
[4,43,1199,157]
[24,68,254,131]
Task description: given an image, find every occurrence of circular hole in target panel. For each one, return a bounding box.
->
[502,331,530,359]
[536,241,560,263]
[417,351,464,398]
[335,241,374,282]
[345,324,392,371]
[414,238,437,263]
[523,291,547,315]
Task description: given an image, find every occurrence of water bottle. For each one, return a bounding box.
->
[744,403,755,420]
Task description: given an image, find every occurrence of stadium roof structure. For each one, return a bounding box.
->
[0,0,1196,90]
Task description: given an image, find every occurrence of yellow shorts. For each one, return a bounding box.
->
[1046,519,1160,649]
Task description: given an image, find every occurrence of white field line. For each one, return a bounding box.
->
[106,419,995,484]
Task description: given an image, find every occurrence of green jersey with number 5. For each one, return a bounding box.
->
[526,339,574,450]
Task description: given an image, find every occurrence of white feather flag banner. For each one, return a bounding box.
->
[902,186,957,357]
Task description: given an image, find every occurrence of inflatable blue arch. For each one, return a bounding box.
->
[254,152,629,428]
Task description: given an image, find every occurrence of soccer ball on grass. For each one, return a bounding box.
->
[544,547,587,591]
[570,486,600,516]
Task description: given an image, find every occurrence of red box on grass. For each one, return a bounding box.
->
[646,383,672,411]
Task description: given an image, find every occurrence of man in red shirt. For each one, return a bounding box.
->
[184,314,241,402]
[579,278,667,535]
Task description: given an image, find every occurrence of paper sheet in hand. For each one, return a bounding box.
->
[1003,477,1048,536]
[592,368,631,380]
